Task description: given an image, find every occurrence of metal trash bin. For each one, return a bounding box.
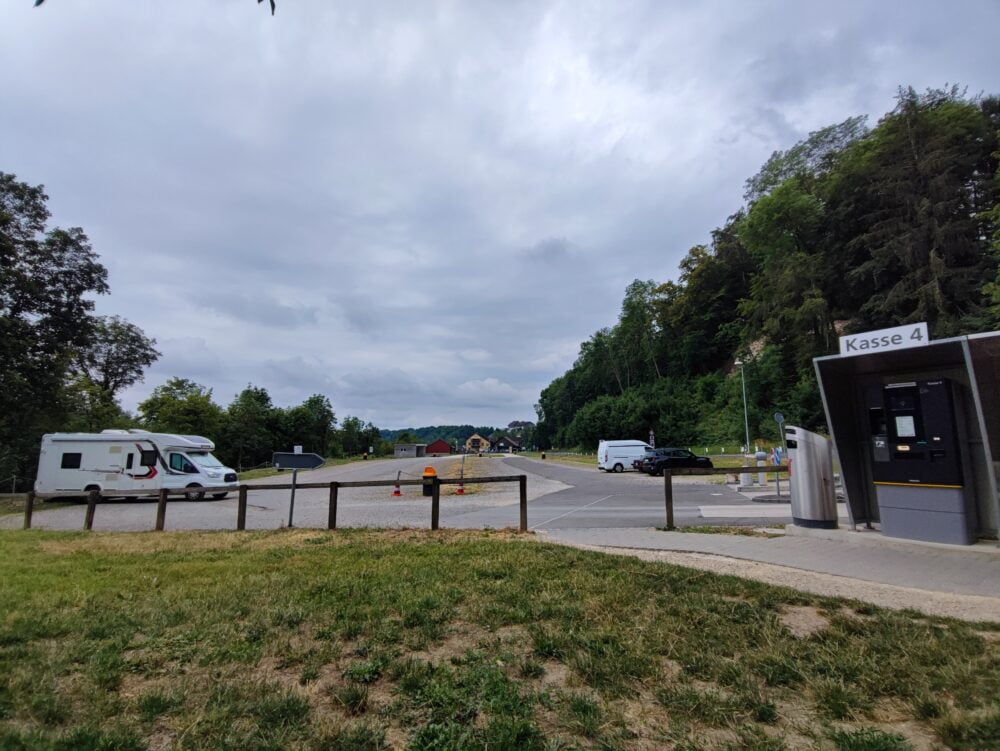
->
[785,426,837,529]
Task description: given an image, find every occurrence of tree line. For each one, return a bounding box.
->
[535,86,1000,451]
[133,379,384,469]
[379,423,536,448]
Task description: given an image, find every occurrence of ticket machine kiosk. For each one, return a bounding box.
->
[864,379,975,544]
[814,330,1000,546]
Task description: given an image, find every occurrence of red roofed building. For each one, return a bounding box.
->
[426,439,454,456]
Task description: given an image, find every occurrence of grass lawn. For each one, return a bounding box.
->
[521,452,597,469]
[0,530,997,750]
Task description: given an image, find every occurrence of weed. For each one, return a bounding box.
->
[749,653,804,687]
[343,658,383,684]
[408,722,475,750]
[136,689,179,722]
[935,709,1000,750]
[480,715,546,751]
[311,723,386,750]
[528,624,570,660]
[827,727,913,751]
[254,690,311,729]
[518,657,546,679]
[911,693,944,720]
[299,665,320,684]
[0,725,146,751]
[331,684,369,715]
[565,693,603,737]
[812,678,866,720]
[724,725,787,750]
[656,683,740,726]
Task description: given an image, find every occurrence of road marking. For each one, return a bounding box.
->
[531,495,614,529]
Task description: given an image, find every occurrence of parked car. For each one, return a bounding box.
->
[632,447,671,470]
[641,448,713,476]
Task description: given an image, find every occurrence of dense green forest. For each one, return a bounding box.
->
[535,87,1000,450]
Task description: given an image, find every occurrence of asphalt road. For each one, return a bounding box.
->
[465,456,787,530]
[7,455,800,532]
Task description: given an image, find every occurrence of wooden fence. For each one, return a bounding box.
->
[23,466,790,534]
[662,465,790,530]
[23,475,529,533]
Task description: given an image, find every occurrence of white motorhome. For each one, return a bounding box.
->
[34,430,238,501]
[597,439,653,472]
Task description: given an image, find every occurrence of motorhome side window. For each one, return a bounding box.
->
[140,450,157,467]
[126,454,134,469]
[60,453,82,469]
[169,453,197,473]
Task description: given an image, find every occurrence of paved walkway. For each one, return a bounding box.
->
[541,527,1000,622]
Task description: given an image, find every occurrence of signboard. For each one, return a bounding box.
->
[293,445,303,454]
[272,452,324,470]
[839,322,928,357]
[773,411,784,425]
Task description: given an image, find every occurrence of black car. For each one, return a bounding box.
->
[631,447,671,470]
[641,448,713,476]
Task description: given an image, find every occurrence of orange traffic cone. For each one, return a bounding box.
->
[392,482,401,497]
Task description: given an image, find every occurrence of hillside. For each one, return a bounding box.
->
[535,87,1000,450]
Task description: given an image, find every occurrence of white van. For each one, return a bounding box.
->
[34,429,238,501]
[597,439,653,472]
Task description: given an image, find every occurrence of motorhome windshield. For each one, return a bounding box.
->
[188,451,224,468]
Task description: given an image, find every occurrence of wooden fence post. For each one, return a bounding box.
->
[663,470,674,531]
[84,490,98,531]
[431,477,440,530]
[23,491,35,530]
[237,485,248,531]
[519,475,528,532]
[328,482,338,530]
[154,488,169,531]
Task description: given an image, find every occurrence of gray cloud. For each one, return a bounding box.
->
[4,0,998,427]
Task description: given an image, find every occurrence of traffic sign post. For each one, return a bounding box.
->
[272,452,324,470]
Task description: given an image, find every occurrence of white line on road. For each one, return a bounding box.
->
[531,495,614,529]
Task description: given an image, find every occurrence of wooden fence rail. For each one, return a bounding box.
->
[25,475,529,534]
[661,465,790,530]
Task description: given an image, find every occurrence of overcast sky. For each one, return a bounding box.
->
[3,1,998,429]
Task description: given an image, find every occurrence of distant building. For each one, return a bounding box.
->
[492,435,521,453]
[464,433,489,453]
[394,443,427,459]
[426,439,453,456]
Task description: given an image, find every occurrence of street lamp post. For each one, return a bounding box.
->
[735,358,750,453]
